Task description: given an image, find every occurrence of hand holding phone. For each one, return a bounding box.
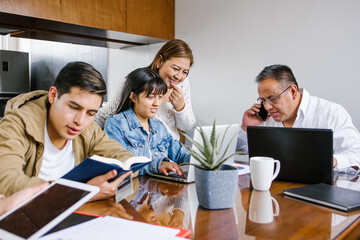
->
[258,103,268,121]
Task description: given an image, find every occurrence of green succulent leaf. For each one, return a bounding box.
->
[215,135,221,155]
[180,131,208,158]
[198,125,212,159]
[218,132,237,161]
[180,162,210,170]
[183,145,212,169]
[215,152,237,169]
[180,120,239,171]
[210,120,216,149]
[217,124,232,155]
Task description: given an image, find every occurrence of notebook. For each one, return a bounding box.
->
[149,124,240,183]
[284,183,360,212]
[247,126,333,184]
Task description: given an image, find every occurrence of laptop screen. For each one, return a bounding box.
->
[247,126,333,184]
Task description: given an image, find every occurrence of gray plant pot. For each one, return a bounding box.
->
[195,164,238,210]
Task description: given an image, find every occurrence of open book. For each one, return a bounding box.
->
[62,155,151,183]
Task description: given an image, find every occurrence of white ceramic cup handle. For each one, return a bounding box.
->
[271,197,280,216]
[272,160,281,181]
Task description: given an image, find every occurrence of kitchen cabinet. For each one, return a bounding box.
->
[127,0,174,40]
[61,0,126,33]
[0,0,174,40]
[0,0,61,21]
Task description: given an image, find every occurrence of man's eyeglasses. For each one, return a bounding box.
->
[257,85,291,104]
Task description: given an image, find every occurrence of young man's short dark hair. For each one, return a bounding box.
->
[54,62,107,100]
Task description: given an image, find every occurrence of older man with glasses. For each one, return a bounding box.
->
[237,64,360,172]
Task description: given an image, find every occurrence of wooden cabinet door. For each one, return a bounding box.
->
[61,0,126,32]
[0,0,174,41]
[0,0,61,21]
[126,0,174,40]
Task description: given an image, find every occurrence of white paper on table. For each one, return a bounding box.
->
[39,216,184,240]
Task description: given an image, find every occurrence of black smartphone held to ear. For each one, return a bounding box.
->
[258,103,268,121]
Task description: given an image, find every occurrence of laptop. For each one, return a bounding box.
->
[149,124,240,183]
[247,126,333,184]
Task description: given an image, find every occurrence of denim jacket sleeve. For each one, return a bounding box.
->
[140,131,190,175]
[139,157,164,175]
[167,132,190,164]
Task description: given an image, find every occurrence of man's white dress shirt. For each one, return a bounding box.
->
[237,89,360,171]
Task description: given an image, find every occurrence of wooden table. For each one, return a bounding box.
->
[77,173,360,239]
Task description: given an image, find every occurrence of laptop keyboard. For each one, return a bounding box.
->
[167,171,188,179]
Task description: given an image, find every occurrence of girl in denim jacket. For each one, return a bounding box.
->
[104,68,189,176]
[96,39,196,142]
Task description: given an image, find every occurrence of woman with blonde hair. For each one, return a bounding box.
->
[95,39,196,141]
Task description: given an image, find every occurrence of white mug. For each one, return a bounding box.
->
[249,190,280,224]
[250,156,280,191]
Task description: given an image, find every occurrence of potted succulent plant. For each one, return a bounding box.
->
[181,120,240,210]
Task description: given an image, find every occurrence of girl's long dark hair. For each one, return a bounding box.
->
[115,68,167,114]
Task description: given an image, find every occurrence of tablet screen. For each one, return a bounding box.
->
[0,183,91,239]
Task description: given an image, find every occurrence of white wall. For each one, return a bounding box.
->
[175,0,360,129]
[3,1,360,130]
[107,44,162,101]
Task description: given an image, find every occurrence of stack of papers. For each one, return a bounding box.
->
[40,216,189,240]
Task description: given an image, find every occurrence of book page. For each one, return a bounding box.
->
[90,155,126,168]
[123,156,151,170]
[40,216,184,240]
[90,155,150,170]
